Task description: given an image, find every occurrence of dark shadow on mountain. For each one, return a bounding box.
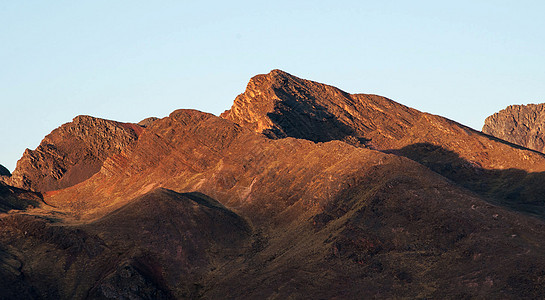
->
[0,165,10,176]
[264,88,369,145]
[478,131,545,155]
[389,143,545,218]
[0,183,43,213]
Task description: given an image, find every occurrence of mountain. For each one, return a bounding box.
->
[3,70,545,298]
[222,70,545,216]
[3,115,143,192]
[483,103,545,153]
[41,109,545,298]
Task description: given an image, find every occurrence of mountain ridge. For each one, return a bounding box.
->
[3,70,545,298]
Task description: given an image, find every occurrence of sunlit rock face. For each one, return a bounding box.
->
[5,115,143,192]
[483,103,545,153]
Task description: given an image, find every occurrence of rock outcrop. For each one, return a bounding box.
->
[221,69,421,147]
[483,103,545,153]
[137,117,159,127]
[6,115,143,192]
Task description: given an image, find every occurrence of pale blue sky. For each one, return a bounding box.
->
[1,1,544,171]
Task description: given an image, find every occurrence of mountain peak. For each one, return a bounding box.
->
[222,70,419,145]
[7,115,142,192]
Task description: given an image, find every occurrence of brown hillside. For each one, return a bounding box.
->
[0,188,250,299]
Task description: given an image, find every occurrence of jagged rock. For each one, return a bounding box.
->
[483,103,545,153]
[221,69,420,146]
[138,117,159,128]
[6,115,143,192]
[222,70,545,171]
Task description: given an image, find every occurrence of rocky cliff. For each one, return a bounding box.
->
[483,103,545,153]
[4,115,143,192]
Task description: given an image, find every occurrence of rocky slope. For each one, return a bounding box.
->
[3,115,143,192]
[222,70,545,216]
[0,188,250,299]
[483,103,545,153]
[0,182,42,213]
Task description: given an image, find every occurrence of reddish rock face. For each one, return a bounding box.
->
[4,115,142,192]
[221,69,421,146]
[222,70,545,173]
[222,70,545,215]
[46,109,408,223]
[483,103,545,153]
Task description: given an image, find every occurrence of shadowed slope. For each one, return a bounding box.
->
[0,164,9,176]
[0,182,42,213]
[206,161,545,299]
[0,188,250,299]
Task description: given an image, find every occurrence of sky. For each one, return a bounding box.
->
[1,1,544,172]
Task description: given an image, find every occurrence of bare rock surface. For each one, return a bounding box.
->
[483,103,545,153]
[223,70,545,216]
[137,117,159,127]
[5,115,143,192]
